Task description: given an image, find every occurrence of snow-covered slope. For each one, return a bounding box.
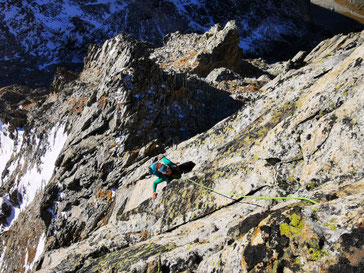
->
[0,121,20,179]
[0,121,67,232]
[0,0,318,87]
[0,0,130,87]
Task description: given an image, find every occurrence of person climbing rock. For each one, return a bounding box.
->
[148,157,181,199]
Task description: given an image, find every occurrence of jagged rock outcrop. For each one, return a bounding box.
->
[151,21,242,77]
[0,85,50,130]
[151,21,268,103]
[0,22,363,273]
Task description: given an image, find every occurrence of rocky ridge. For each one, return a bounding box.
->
[0,22,363,272]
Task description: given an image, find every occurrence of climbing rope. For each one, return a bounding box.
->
[185,177,318,205]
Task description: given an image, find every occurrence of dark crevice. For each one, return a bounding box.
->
[313,68,333,79]
[89,246,111,259]
[265,158,282,166]
[116,198,128,216]
[311,119,335,157]
[89,120,109,136]
[296,111,320,127]
[297,98,342,128]
[67,179,82,191]
[282,156,304,165]
[246,186,267,196]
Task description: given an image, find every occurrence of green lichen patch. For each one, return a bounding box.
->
[78,242,176,272]
[293,258,301,265]
[287,175,301,184]
[323,222,337,231]
[280,213,304,237]
[307,242,329,261]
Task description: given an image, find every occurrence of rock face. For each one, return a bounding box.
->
[0,22,363,273]
[3,0,358,88]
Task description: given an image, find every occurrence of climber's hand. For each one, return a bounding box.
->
[152,192,158,200]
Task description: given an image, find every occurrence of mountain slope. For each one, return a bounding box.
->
[0,0,327,88]
[0,23,363,272]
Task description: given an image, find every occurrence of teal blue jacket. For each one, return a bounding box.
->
[152,157,176,192]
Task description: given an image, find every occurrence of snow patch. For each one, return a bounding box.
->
[123,75,134,91]
[2,0,126,67]
[63,0,83,17]
[109,46,116,56]
[0,124,24,186]
[47,206,56,220]
[239,16,297,54]
[3,6,19,21]
[111,187,116,198]
[0,245,7,273]
[18,125,67,208]
[169,0,202,14]
[24,233,46,273]
[1,124,68,230]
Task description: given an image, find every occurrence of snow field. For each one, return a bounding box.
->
[0,123,68,231]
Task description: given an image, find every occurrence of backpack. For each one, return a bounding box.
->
[148,162,161,175]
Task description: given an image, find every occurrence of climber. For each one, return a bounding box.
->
[148,157,181,199]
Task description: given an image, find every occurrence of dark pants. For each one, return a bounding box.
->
[168,162,195,180]
[168,167,182,180]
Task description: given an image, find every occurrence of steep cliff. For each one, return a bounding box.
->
[0,22,363,273]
